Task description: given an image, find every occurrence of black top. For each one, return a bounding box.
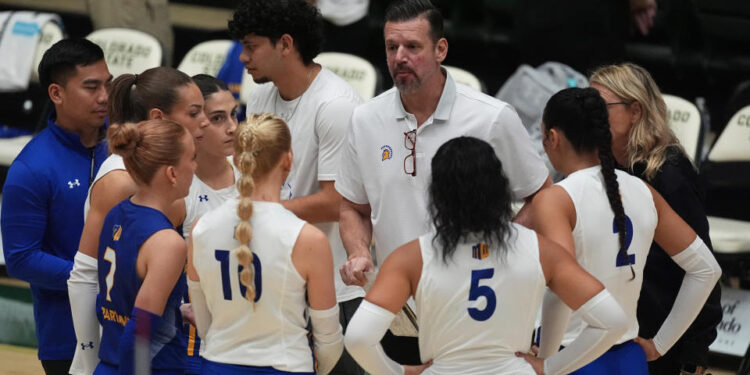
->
[630,146,722,367]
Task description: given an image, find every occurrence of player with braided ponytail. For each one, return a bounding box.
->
[531,87,721,374]
[186,113,344,375]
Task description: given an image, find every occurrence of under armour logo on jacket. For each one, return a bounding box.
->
[81,341,94,350]
[68,179,80,189]
[198,195,209,202]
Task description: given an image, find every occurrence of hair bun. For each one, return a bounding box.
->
[107,122,141,158]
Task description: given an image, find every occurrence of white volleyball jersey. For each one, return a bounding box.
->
[416,224,545,374]
[558,166,658,345]
[183,162,239,239]
[83,154,125,220]
[191,199,312,372]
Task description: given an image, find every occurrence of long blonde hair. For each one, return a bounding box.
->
[589,63,684,180]
[232,113,292,307]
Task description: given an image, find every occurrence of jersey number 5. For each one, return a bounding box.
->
[613,215,636,267]
[215,249,262,302]
[468,268,496,321]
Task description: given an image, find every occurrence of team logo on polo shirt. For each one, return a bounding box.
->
[113,225,122,241]
[472,242,489,260]
[381,145,393,161]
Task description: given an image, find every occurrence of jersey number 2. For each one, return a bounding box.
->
[613,215,636,267]
[468,268,496,321]
[214,249,262,302]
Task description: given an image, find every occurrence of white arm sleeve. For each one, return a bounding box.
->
[309,305,344,375]
[544,289,628,375]
[344,300,404,375]
[68,252,101,375]
[187,279,212,340]
[652,236,722,355]
[538,289,572,359]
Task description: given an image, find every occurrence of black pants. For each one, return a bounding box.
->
[41,359,72,375]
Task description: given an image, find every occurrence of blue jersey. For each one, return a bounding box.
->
[1,112,107,360]
[96,199,186,370]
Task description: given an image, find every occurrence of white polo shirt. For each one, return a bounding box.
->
[335,71,548,263]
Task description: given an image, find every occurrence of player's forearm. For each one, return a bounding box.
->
[282,190,340,223]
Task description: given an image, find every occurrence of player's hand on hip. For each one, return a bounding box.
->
[339,255,373,287]
[180,303,196,326]
[634,336,661,361]
[404,360,432,375]
[516,351,545,374]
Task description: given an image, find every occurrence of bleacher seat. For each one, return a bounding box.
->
[177,39,234,77]
[29,21,64,84]
[663,94,703,164]
[445,65,484,92]
[86,28,162,78]
[0,135,33,167]
[701,105,750,283]
[314,52,379,100]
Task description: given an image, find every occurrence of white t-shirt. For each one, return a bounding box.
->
[183,161,239,239]
[246,67,364,302]
[335,71,548,263]
[316,0,369,26]
[191,200,312,372]
[557,165,658,345]
[416,225,544,374]
[83,153,125,220]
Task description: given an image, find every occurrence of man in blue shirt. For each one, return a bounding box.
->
[1,38,111,375]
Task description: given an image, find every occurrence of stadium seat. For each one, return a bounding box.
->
[86,28,162,78]
[663,94,703,164]
[701,105,750,283]
[177,39,234,77]
[0,135,33,167]
[444,65,484,92]
[29,21,64,84]
[314,52,379,100]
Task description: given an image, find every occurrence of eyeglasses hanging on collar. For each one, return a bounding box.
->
[404,129,417,176]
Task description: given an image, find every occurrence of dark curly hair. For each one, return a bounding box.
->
[229,0,323,65]
[429,136,514,263]
[543,87,635,279]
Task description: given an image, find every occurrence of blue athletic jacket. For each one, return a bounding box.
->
[1,113,107,360]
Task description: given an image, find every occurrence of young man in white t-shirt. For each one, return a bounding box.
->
[229,1,364,373]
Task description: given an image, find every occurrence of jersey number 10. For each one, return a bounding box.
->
[215,249,262,303]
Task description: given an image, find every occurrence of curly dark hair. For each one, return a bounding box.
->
[228,0,323,65]
[543,87,635,279]
[429,136,514,263]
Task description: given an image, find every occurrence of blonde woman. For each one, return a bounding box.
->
[187,114,343,375]
[94,119,196,375]
[590,63,721,375]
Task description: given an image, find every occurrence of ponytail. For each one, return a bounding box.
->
[232,113,292,308]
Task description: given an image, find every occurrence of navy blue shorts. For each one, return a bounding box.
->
[571,340,649,375]
[200,359,314,375]
[93,361,184,375]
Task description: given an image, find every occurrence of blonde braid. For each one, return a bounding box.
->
[234,123,258,307]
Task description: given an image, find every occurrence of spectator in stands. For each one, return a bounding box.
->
[590,62,722,375]
[335,0,551,364]
[85,0,174,66]
[228,0,364,373]
[315,0,371,57]
[515,0,656,74]
[1,38,111,375]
